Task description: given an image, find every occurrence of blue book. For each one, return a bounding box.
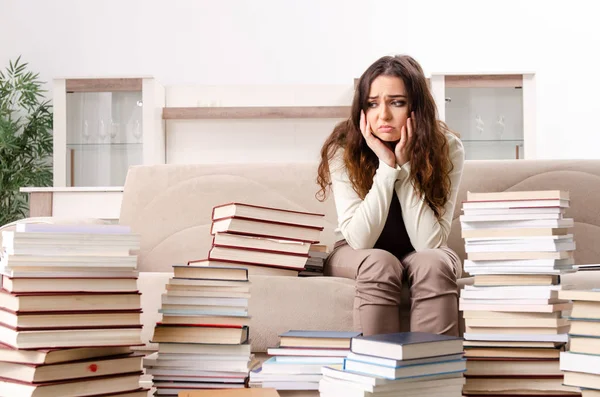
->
[351,332,463,361]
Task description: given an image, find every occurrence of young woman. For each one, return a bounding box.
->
[316,55,465,336]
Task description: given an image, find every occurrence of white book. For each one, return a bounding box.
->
[461,218,574,230]
[319,377,464,397]
[320,365,462,388]
[465,241,576,253]
[15,223,132,234]
[463,199,569,210]
[460,213,564,222]
[465,234,573,243]
[464,267,574,275]
[267,347,349,357]
[464,258,574,267]
[160,295,248,307]
[461,288,560,300]
[463,207,565,216]
[0,254,137,268]
[319,374,465,394]
[261,381,319,390]
[459,301,571,313]
[560,352,600,375]
[459,298,561,305]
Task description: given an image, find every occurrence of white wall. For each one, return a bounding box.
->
[2,0,600,159]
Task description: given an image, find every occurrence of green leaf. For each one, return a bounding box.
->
[0,56,53,225]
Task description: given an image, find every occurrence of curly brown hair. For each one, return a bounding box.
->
[316,55,456,220]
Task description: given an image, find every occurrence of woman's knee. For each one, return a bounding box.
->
[356,249,403,284]
[405,249,457,283]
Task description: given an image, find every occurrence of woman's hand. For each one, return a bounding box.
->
[360,111,396,168]
[395,112,414,167]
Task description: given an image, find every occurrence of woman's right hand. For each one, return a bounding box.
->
[360,111,396,168]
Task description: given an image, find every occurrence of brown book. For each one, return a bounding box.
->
[559,289,600,302]
[212,233,311,256]
[465,325,570,335]
[212,202,324,229]
[0,324,143,349]
[466,357,561,376]
[0,308,142,330]
[0,343,132,365]
[187,259,299,277]
[0,290,141,313]
[160,315,250,327]
[464,347,561,359]
[570,336,600,355]
[570,319,600,337]
[473,274,560,286]
[180,388,280,396]
[208,245,308,269]
[173,265,248,281]
[463,340,565,349]
[211,217,321,243]
[462,227,570,239]
[0,372,143,397]
[563,370,600,389]
[571,301,600,319]
[152,324,249,345]
[0,353,143,383]
[1,276,138,293]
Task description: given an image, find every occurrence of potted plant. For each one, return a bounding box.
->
[0,56,53,226]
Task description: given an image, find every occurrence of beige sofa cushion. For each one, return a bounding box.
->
[447,159,600,270]
[119,163,337,273]
[137,272,356,353]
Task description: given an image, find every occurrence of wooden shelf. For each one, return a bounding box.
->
[66,78,143,93]
[162,106,350,120]
[445,74,523,88]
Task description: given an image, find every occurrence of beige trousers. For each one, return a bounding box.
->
[325,243,461,337]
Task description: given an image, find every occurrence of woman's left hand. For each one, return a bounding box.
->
[395,112,414,167]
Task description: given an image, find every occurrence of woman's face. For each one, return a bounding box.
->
[365,75,409,142]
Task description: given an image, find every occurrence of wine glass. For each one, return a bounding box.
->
[110,119,120,143]
[132,120,142,143]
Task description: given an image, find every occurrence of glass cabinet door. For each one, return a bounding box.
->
[65,90,143,187]
[445,85,524,160]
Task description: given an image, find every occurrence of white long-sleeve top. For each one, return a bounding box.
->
[329,132,465,251]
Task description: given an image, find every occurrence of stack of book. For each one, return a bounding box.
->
[560,289,600,396]
[249,330,359,391]
[0,223,147,396]
[206,203,325,277]
[459,190,581,396]
[318,332,465,396]
[145,265,256,395]
[299,245,329,277]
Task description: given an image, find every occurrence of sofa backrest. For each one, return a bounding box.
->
[120,160,600,273]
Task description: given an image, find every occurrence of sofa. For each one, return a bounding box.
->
[117,159,600,355]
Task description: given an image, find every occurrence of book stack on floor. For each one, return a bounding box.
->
[145,265,256,395]
[459,190,581,396]
[0,223,147,396]
[559,289,600,396]
[318,332,465,396]
[299,245,329,277]
[205,203,325,277]
[249,330,359,391]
